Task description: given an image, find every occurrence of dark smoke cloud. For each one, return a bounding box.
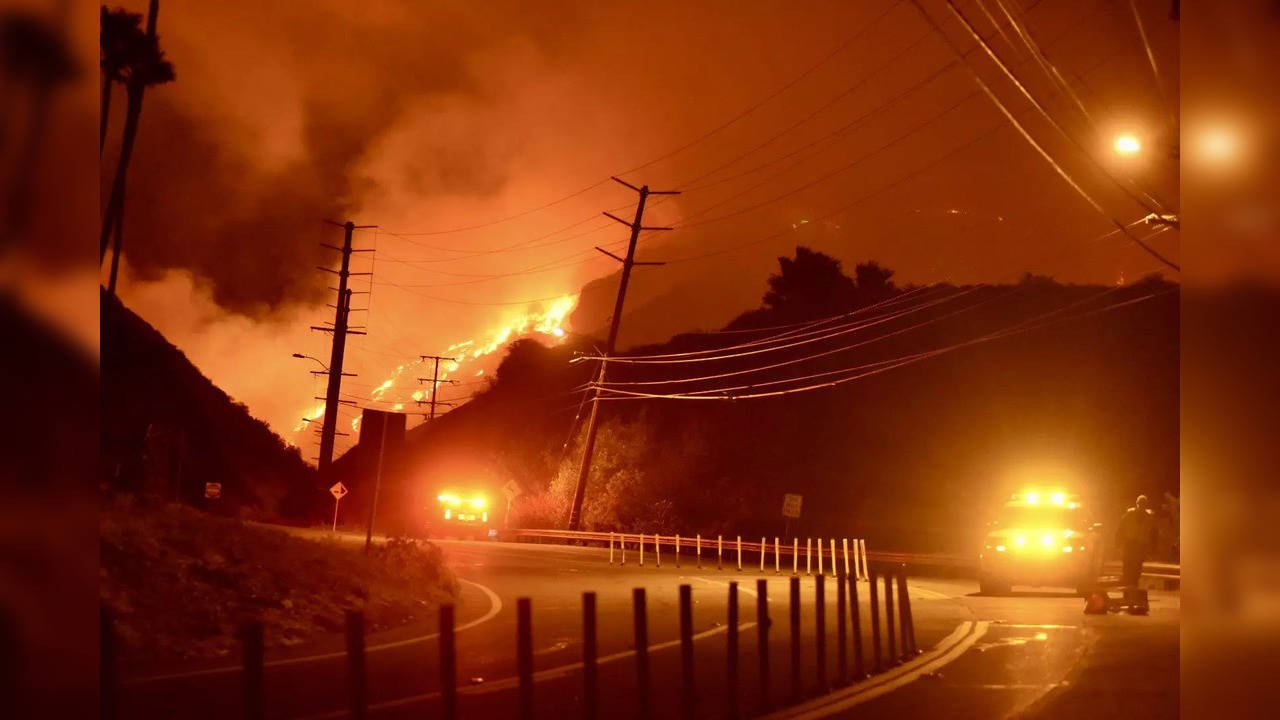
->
[105,0,587,316]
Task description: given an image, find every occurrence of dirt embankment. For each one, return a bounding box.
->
[100,498,458,666]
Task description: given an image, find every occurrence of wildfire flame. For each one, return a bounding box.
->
[296,294,577,449]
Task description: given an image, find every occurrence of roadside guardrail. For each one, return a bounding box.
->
[510,529,872,581]
[506,528,1179,583]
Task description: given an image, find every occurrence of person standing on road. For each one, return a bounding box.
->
[1116,494,1157,587]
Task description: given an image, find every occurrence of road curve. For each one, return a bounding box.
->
[117,537,1177,719]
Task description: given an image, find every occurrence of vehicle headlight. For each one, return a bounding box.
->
[1014,535,1026,547]
[1040,534,1055,547]
[1061,546,1073,552]
[996,545,1006,552]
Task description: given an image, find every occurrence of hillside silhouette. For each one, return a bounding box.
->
[101,290,314,518]
[330,249,1178,552]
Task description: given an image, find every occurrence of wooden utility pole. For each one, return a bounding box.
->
[314,220,373,471]
[565,177,678,530]
[417,355,459,420]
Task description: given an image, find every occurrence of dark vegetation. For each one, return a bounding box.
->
[101,290,314,519]
[340,248,1179,553]
[100,497,456,667]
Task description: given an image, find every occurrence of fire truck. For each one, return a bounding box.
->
[427,491,493,540]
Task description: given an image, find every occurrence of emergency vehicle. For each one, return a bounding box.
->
[978,490,1104,596]
[428,491,492,539]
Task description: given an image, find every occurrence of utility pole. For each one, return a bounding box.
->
[314,220,374,471]
[417,355,459,420]
[565,177,678,530]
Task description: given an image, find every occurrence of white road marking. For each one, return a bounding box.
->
[298,576,766,719]
[759,620,992,720]
[125,578,502,685]
[908,586,955,600]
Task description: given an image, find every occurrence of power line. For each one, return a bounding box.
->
[594,287,1172,401]
[383,5,900,238]
[942,0,1167,214]
[574,286,959,363]
[595,288,1000,387]
[906,0,1179,272]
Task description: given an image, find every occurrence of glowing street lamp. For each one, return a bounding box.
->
[1114,134,1142,156]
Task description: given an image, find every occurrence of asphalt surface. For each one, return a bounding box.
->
[116,535,1178,719]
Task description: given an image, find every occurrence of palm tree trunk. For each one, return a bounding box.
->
[100,81,143,270]
[107,201,124,293]
[100,0,159,270]
[100,76,112,154]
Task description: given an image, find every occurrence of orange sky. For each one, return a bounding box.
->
[103,0,1180,460]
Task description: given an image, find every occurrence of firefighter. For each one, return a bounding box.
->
[1116,494,1157,588]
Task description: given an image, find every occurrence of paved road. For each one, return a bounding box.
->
[117,536,1177,719]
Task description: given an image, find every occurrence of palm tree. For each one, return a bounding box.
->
[99,6,143,154]
[100,0,173,294]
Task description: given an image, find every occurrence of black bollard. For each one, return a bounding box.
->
[836,569,848,685]
[868,571,882,674]
[727,582,739,719]
[634,588,651,720]
[815,574,827,693]
[896,571,916,657]
[241,620,264,720]
[849,573,864,679]
[883,573,897,665]
[440,605,457,720]
[345,610,367,720]
[679,584,695,719]
[518,598,533,720]
[583,593,598,720]
[789,576,801,702]
[756,579,771,712]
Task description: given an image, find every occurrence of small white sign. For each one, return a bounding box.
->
[330,481,348,500]
[782,493,803,519]
[502,479,523,500]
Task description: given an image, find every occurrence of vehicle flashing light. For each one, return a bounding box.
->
[1025,492,1040,505]
[1041,534,1054,547]
[1050,492,1066,506]
[1014,535,1027,546]
[471,497,487,509]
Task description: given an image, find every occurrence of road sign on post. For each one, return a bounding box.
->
[502,480,522,528]
[782,493,802,538]
[330,481,348,531]
[204,482,222,500]
[781,493,803,518]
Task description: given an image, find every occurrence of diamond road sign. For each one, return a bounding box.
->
[502,479,522,500]
[330,482,348,500]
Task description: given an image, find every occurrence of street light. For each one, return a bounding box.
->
[1114,134,1142,156]
[292,353,329,372]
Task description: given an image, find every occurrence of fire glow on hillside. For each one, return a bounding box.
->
[291,294,578,450]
